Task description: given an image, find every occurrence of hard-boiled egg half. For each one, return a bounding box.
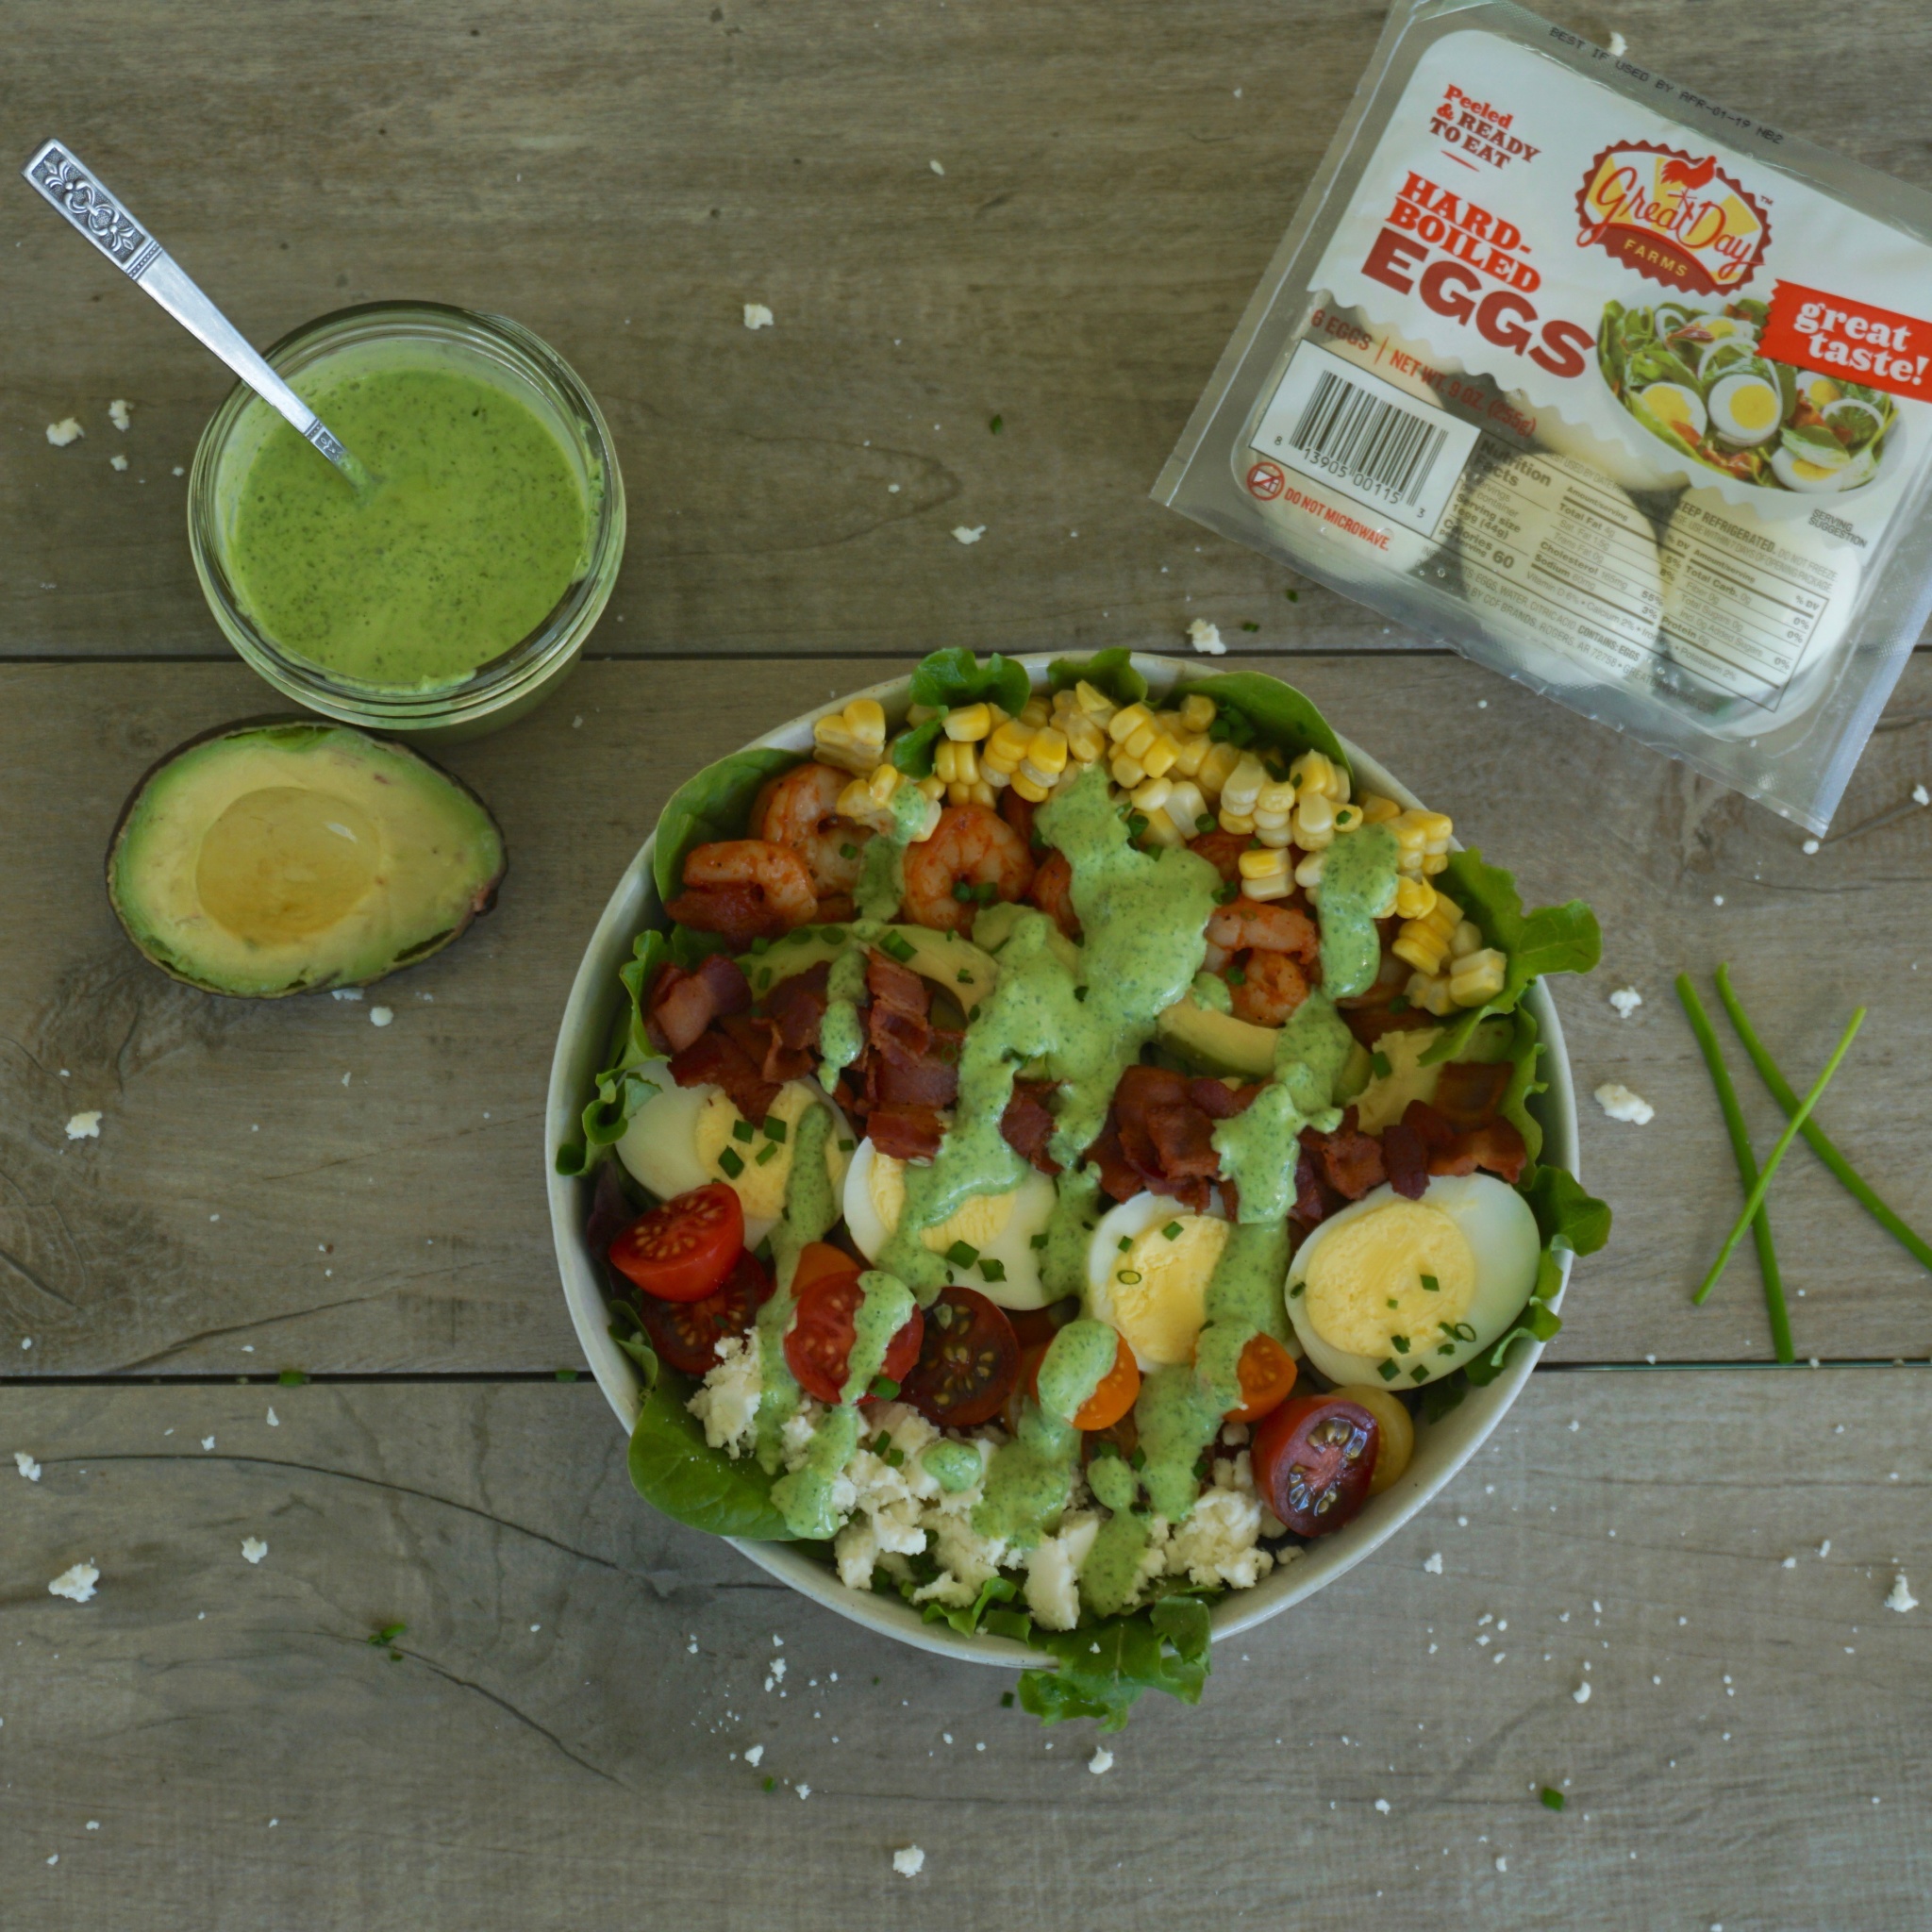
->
[619,1075,851,1247]
[1638,381,1707,445]
[1769,441,1854,492]
[1086,1192,1238,1371]
[842,1137,1056,1310]
[1707,372,1782,449]
[1285,1174,1541,1389]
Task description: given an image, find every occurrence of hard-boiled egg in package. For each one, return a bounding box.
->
[1158,1,1932,834]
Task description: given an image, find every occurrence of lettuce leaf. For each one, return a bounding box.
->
[1174,669,1350,778]
[1048,647,1148,708]
[555,930,672,1175]
[627,1361,797,1541]
[1498,1006,1545,1169]
[909,647,1031,718]
[1524,1163,1611,1257]
[890,716,947,778]
[652,745,800,904]
[920,1574,1020,1637]
[1008,1596,1212,1732]
[1420,849,1602,1065]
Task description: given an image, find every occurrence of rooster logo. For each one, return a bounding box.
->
[1657,153,1719,195]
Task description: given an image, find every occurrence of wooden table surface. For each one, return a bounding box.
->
[3,2,1926,1926]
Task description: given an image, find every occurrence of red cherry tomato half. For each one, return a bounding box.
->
[637,1249,773,1377]
[901,1286,1021,1428]
[1005,1341,1049,1439]
[1251,1393,1380,1539]
[608,1182,744,1303]
[784,1269,924,1405]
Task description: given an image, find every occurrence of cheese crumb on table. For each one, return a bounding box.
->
[45,418,84,446]
[1607,986,1642,1019]
[951,525,986,545]
[742,303,774,330]
[241,1538,268,1565]
[892,1845,926,1876]
[928,159,944,175]
[1886,1572,1919,1613]
[109,398,132,431]
[369,1006,393,1027]
[1374,1797,1391,1814]
[109,454,129,472]
[49,1560,99,1603]
[15,1450,42,1481]
[1593,1081,1654,1124]
[65,1110,102,1140]
[1088,1747,1114,1774]
[1914,783,1930,808]
[1573,1680,1591,1704]
[1423,1551,1443,1574]
[1187,618,1226,655]
[743,1744,764,1767]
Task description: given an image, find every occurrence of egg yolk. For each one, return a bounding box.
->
[1108,1214,1228,1366]
[1727,383,1779,430]
[695,1083,829,1222]
[1644,386,1702,437]
[867,1150,1015,1255]
[1300,1199,1476,1358]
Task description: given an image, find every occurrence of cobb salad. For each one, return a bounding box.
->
[560,650,1607,1725]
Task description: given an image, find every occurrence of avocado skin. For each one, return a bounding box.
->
[106,717,507,999]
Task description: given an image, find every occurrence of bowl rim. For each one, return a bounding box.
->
[545,651,1581,1668]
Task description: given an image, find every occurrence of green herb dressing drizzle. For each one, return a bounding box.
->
[855,784,931,923]
[1211,991,1353,1224]
[1314,823,1400,998]
[1081,1508,1159,1618]
[918,1440,983,1493]
[752,1102,838,1471]
[816,942,870,1088]
[1190,969,1234,1015]
[1036,1318,1119,1422]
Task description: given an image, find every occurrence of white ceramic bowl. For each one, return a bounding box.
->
[546,652,1580,1667]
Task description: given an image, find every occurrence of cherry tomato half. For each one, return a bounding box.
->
[784,1269,924,1405]
[1225,1332,1299,1424]
[1332,1384,1416,1496]
[608,1182,743,1303]
[1251,1393,1380,1538]
[1005,1341,1050,1438]
[638,1250,773,1377]
[1027,1329,1141,1432]
[901,1286,1021,1428]
[790,1240,862,1298]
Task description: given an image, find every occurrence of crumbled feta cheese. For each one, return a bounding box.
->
[49,1560,99,1603]
[892,1844,926,1877]
[1606,30,1627,56]
[1164,1457,1274,1590]
[108,398,132,431]
[1885,1571,1918,1613]
[1802,838,1821,855]
[951,525,986,545]
[331,988,364,1001]
[1024,1510,1101,1630]
[689,1334,763,1457]
[241,1538,268,1565]
[45,418,84,446]
[202,1436,215,1452]
[1374,1797,1391,1815]
[1088,1747,1114,1774]
[928,160,944,175]
[795,1784,810,1800]
[65,1110,103,1140]
[1573,1680,1591,1704]
[742,303,774,330]
[265,1407,279,1427]
[13,1451,41,1481]
[1607,986,1642,1019]
[1187,618,1226,656]
[743,1744,764,1767]
[1423,1552,1444,1574]
[1593,1081,1654,1124]
[369,1006,393,1027]
[109,453,129,472]
[1914,783,1930,808]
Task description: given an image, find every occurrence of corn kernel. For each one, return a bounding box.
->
[935,740,981,787]
[1293,850,1325,890]
[1164,780,1208,836]
[813,696,890,773]
[982,718,1033,777]
[1140,807,1185,849]
[1449,948,1507,1008]
[1238,846,1291,884]
[1168,732,1208,781]
[1220,752,1269,820]
[1010,772,1050,805]
[1357,793,1401,825]
[1449,920,1484,962]
[1422,851,1449,876]
[1130,775,1172,814]
[1292,791,1337,852]
[1388,808,1454,876]
[1111,752,1147,791]
[1289,750,1349,805]
[1332,804,1364,836]
[1063,714,1108,765]
[1178,692,1216,734]
[1393,875,1437,921]
[1391,892,1463,976]
[1026,726,1068,777]
[1406,972,1457,1016]
[1019,696,1051,729]
[944,702,993,742]
[905,703,943,727]
[1074,681,1117,724]
[1108,702,1155,746]
[1195,741,1242,801]
[917,774,945,802]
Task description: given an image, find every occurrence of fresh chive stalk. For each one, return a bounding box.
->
[1693,1007,1866,1307]
[1675,973,1791,1361]
[1714,964,1932,1274]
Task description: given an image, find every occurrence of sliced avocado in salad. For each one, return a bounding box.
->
[737,923,1001,1011]
[108,721,504,997]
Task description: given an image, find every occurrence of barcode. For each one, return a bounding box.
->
[1286,370,1449,510]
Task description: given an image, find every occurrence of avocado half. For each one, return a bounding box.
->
[107,720,507,997]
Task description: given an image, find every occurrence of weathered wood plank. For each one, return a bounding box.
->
[3,656,1928,1374]
[6,0,1932,660]
[0,1373,1924,1928]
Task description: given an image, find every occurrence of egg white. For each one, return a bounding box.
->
[1769,443,1852,493]
[841,1135,1057,1310]
[1707,373,1782,449]
[1285,1174,1541,1389]
[617,1075,851,1247]
[1085,1191,1244,1371]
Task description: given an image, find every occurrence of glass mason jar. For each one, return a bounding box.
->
[188,301,625,742]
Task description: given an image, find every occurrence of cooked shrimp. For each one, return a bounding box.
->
[756,760,873,895]
[1203,897,1319,971]
[667,839,818,946]
[1188,826,1254,885]
[899,804,1035,935]
[1027,848,1081,941]
[1229,950,1313,1025]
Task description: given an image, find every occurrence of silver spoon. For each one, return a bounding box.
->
[22,139,375,494]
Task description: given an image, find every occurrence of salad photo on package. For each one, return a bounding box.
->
[558,651,1607,1726]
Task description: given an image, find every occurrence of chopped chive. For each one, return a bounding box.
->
[1437,1342,1457,1356]
[1074,985,1090,1003]
[763,1775,775,1791]
[718,1147,744,1178]
[840,842,859,860]
[1196,813,1216,833]
[881,932,916,963]
[784,927,813,945]
[555,1367,578,1381]
[1391,1334,1409,1355]
[277,1369,308,1386]
[1409,1364,1429,1383]
[763,1116,787,1141]
[755,1142,778,1165]
[1117,1269,1143,1285]
[1541,1787,1565,1811]
[757,967,773,991]
[990,414,1003,435]
[1161,1221,1183,1240]
[1713,964,1931,1274]
[1225,967,1246,988]
[1288,1281,1303,1298]
[1126,812,1149,839]
[839,1137,857,1153]
[1241,621,1260,632]
[1117,1236,1134,1253]
[1214,881,1240,904]
[953,881,976,902]
[1421,1274,1440,1292]
[1284,588,1299,601]
[945,1241,979,1268]
[1129,1447,1146,1471]
[733,1119,756,1143]
[750,936,771,955]
[1376,1359,1398,1381]
[1371,1051,1392,1080]
[975,881,999,906]
[1386,1297,1399,1308]
[1387,993,1410,1014]
[368,1623,407,1646]
[1000,1690,1014,1707]
[1694,1005,1866,1307]
[957,969,974,984]
[979,1258,1008,1283]
[1030,1231,1049,1249]
[869,1375,901,1400]
[1450,1322,1477,1342]
[822,924,848,945]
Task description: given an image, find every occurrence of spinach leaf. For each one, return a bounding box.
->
[1419,850,1601,1065]
[1048,647,1148,708]
[908,647,1031,718]
[1524,1163,1611,1257]
[1497,1006,1545,1169]
[652,745,800,904]
[890,716,947,778]
[1174,670,1351,778]
[556,930,672,1175]
[1012,1595,1212,1732]
[627,1364,797,1541]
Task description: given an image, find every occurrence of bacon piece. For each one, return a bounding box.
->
[1000,1078,1061,1175]
[1301,1106,1386,1201]
[718,1012,813,1089]
[665,883,791,949]
[1431,1059,1511,1130]
[866,947,930,1017]
[1382,1120,1429,1200]
[865,948,933,1066]
[1292,1148,1341,1229]
[868,1104,946,1163]
[1189,1076,1260,1121]
[1342,1002,1440,1047]
[1082,1118,1143,1205]
[667,1027,780,1125]
[764,960,832,1055]
[1401,1100,1529,1185]
[645,952,754,1055]
[870,1044,960,1110]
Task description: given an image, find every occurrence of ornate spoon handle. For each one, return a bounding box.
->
[22,139,367,484]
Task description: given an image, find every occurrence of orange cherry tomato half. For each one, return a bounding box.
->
[1027,1330,1141,1432]
[789,1240,861,1297]
[608,1182,743,1303]
[784,1268,924,1405]
[1225,1332,1298,1424]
